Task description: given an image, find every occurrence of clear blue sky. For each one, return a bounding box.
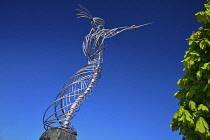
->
[0,0,206,139]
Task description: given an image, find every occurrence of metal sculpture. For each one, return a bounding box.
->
[42,5,151,134]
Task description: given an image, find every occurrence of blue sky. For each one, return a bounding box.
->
[0,0,206,139]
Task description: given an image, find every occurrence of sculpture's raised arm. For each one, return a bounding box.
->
[104,22,152,38]
[76,5,152,39]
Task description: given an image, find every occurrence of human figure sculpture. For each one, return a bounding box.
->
[42,5,151,135]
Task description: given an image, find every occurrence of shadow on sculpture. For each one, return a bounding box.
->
[40,5,151,140]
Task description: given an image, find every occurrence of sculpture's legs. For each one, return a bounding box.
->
[39,128,77,140]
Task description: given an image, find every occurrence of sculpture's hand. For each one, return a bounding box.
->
[105,22,152,38]
[131,22,153,29]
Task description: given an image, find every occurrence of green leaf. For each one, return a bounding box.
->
[198,104,209,112]
[203,84,208,92]
[178,106,184,117]
[174,90,183,99]
[196,71,202,79]
[184,110,192,122]
[205,38,210,45]
[184,50,190,58]
[189,60,194,66]
[173,111,179,120]
[205,4,210,10]
[192,85,200,90]
[176,107,193,124]
[196,13,202,23]
[170,123,179,131]
[187,39,193,46]
[195,117,209,134]
[208,90,210,97]
[181,57,190,63]
[207,133,210,139]
[177,79,185,88]
[178,113,185,122]
[186,88,196,98]
[189,101,196,111]
[190,119,194,125]
[204,119,209,131]
[201,62,210,70]
[182,57,195,68]
[190,52,201,62]
[200,40,206,50]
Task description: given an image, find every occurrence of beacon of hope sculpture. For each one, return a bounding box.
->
[42,5,151,134]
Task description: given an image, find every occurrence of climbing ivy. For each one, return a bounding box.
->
[171,0,210,139]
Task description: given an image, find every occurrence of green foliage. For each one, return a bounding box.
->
[171,1,210,139]
[198,104,209,112]
[189,101,196,111]
[195,117,209,134]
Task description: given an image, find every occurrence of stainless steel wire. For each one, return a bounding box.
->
[42,5,151,134]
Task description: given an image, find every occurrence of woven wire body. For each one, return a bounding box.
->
[43,28,104,133]
[43,5,151,134]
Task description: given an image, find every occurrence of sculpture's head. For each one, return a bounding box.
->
[76,5,105,28]
[90,17,105,28]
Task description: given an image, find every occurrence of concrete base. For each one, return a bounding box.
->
[39,128,77,140]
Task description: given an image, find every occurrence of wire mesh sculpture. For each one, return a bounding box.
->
[43,5,151,134]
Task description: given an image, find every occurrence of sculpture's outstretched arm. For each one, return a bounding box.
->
[105,22,152,38]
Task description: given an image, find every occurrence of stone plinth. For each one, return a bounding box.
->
[39,127,77,140]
